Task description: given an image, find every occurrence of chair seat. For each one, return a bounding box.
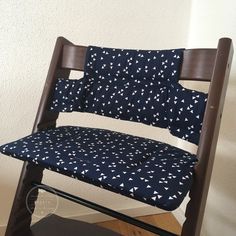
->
[0,126,197,210]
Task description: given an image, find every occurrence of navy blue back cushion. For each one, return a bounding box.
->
[50,78,84,112]
[84,46,183,83]
[167,83,207,144]
[50,45,207,145]
[83,46,184,128]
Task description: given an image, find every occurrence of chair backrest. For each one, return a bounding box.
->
[61,45,217,81]
[49,45,211,145]
[33,37,233,149]
[34,37,233,142]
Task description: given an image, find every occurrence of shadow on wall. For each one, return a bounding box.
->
[203,202,236,236]
[219,79,236,144]
[0,181,14,226]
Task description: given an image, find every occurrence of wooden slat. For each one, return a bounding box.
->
[182,37,233,236]
[61,45,217,82]
[61,45,87,71]
[180,49,216,81]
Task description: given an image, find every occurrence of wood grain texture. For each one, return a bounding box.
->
[96,213,181,236]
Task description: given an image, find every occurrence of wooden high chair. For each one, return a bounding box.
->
[0,37,233,236]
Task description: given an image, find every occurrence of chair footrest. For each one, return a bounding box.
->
[31,214,121,236]
[32,182,178,236]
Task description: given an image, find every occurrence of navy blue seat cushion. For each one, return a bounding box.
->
[167,83,208,144]
[0,126,197,211]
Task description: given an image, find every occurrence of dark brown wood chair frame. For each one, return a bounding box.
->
[4,37,233,236]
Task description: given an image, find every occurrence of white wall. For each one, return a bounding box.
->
[0,0,192,226]
[187,0,236,236]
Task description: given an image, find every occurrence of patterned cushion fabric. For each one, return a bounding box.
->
[50,78,85,112]
[0,126,197,211]
[167,83,208,144]
[82,46,184,128]
[49,45,207,145]
[50,46,184,128]
[85,46,183,83]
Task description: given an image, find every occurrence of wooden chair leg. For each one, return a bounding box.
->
[181,190,200,235]
[181,175,209,236]
[5,162,44,236]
